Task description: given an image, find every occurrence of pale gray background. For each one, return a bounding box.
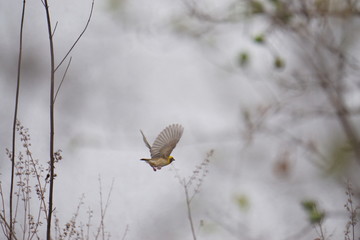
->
[0,0,357,239]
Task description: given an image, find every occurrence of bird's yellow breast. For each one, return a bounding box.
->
[148,157,172,167]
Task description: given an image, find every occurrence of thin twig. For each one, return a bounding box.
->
[121,225,129,240]
[64,195,85,240]
[54,57,72,103]
[28,158,48,239]
[42,0,55,239]
[95,177,114,240]
[12,180,21,239]
[0,183,9,237]
[10,1,27,239]
[184,183,196,240]
[315,221,326,240]
[14,122,49,240]
[174,150,212,240]
[95,176,104,240]
[54,0,95,72]
[316,70,360,166]
[29,157,48,216]
[0,213,18,240]
[21,159,31,239]
[51,21,58,37]
[85,207,93,240]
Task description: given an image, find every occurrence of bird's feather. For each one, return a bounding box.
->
[150,124,184,158]
[140,130,151,150]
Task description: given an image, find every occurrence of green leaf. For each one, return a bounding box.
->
[237,52,249,67]
[234,194,250,211]
[250,1,264,14]
[274,56,285,69]
[301,200,317,212]
[301,200,325,224]
[253,34,265,44]
[309,211,325,224]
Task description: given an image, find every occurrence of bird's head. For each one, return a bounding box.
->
[168,156,175,163]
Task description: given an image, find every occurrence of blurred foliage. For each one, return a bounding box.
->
[325,140,353,177]
[237,52,250,67]
[253,34,266,44]
[273,1,292,24]
[147,0,360,238]
[301,200,325,224]
[249,1,265,14]
[106,0,126,12]
[273,56,285,69]
[234,194,250,211]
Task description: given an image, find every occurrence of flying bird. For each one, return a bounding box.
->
[140,124,184,171]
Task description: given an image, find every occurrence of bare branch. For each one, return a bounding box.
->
[55,0,95,72]
[121,225,129,240]
[184,184,197,240]
[174,150,213,240]
[42,0,56,239]
[51,21,58,37]
[10,0,27,239]
[54,57,72,103]
[0,213,18,240]
[95,176,114,240]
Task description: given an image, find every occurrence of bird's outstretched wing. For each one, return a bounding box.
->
[140,130,151,150]
[151,124,184,158]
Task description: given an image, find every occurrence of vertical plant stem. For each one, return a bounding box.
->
[184,184,196,240]
[95,177,114,240]
[10,1,26,239]
[42,0,55,239]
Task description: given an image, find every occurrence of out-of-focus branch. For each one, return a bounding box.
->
[317,73,360,165]
[273,1,360,166]
[174,150,212,240]
[184,184,196,240]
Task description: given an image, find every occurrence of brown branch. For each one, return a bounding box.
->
[42,0,55,239]
[320,83,360,165]
[174,151,212,240]
[10,1,27,239]
[0,183,9,237]
[0,213,18,240]
[54,57,72,103]
[315,68,360,166]
[94,177,114,240]
[288,13,360,166]
[184,183,197,240]
[121,225,129,240]
[54,0,94,72]
[42,1,95,239]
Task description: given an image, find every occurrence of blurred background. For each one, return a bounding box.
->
[1,0,360,239]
